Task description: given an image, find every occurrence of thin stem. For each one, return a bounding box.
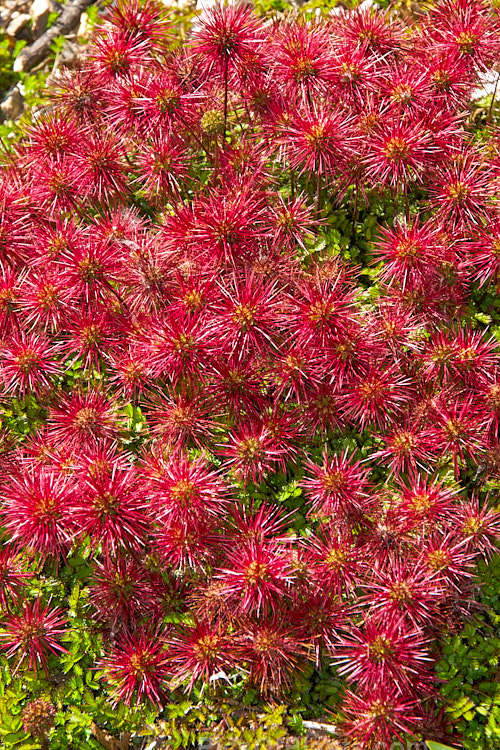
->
[389,185,398,216]
[214,136,219,179]
[243,101,255,136]
[177,111,212,160]
[487,71,500,125]
[351,181,358,240]
[233,104,245,133]
[104,279,131,315]
[223,55,229,149]
[305,80,313,111]
[316,165,322,214]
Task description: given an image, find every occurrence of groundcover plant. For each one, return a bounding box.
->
[1,0,500,747]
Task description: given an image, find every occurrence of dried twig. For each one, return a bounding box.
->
[90,722,125,750]
[302,720,339,735]
[13,0,93,72]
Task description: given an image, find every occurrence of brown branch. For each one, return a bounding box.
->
[14,0,94,73]
[90,722,123,750]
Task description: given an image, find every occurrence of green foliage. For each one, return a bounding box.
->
[210,704,288,749]
[0,29,49,147]
[49,35,66,60]
[252,0,370,19]
[47,11,59,29]
[0,394,46,438]
[436,554,500,749]
[252,0,290,16]
[0,35,24,95]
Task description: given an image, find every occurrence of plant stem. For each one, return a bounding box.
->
[177,112,212,160]
[351,181,358,240]
[316,166,322,214]
[104,279,131,315]
[214,136,219,179]
[223,55,229,149]
[306,80,313,111]
[487,71,500,125]
[389,186,398,216]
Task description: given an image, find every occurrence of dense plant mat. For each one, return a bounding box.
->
[1,0,500,748]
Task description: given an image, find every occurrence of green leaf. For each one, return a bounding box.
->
[426,742,460,750]
[9,717,22,732]
[49,34,66,58]
[47,10,58,27]
[13,39,27,57]
[2,732,27,743]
